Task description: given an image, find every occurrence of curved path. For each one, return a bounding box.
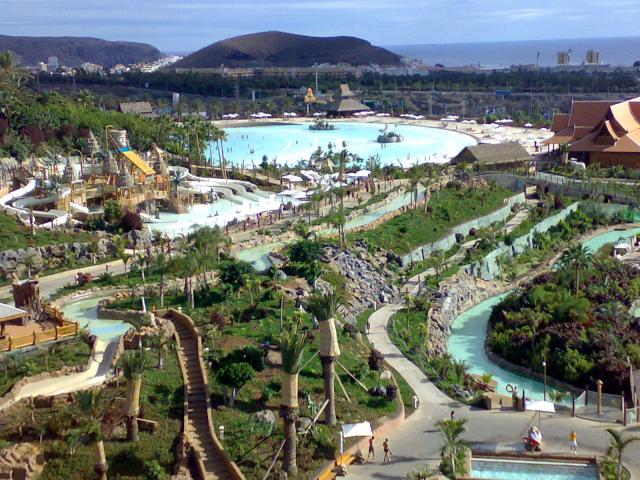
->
[348,287,640,479]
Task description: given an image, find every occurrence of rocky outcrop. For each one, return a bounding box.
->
[322,242,401,324]
[0,237,115,279]
[428,273,503,355]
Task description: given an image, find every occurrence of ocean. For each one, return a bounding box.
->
[386,36,640,68]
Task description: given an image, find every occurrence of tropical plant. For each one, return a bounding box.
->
[279,318,309,476]
[76,389,109,480]
[121,349,148,441]
[152,253,171,308]
[215,361,255,406]
[605,428,639,480]
[558,243,592,294]
[438,417,469,478]
[307,291,342,425]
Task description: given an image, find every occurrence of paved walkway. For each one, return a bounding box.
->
[0,259,126,300]
[0,339,118,412]
[348,299,640,479]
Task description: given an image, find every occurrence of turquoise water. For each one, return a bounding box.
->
[448,226,640,401]
[62,297,131,342]
[236,241,285,272]
[472,459,598,480]
[213,122,476,167]
[447,293,553,399]
[581,227,640,253]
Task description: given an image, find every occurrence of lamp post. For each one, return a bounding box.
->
[543,360,547,401]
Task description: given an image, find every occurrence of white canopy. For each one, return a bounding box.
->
[342,421,373,438]
[354,169,371,177]
[524,123,534,128]
[282,174,303,183]
[614,242,632,251]
[525,400,556,413]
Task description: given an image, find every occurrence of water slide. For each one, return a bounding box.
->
[169,166,270,204]
[0,180,71,229]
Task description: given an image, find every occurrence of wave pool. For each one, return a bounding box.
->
[212,122,476,167]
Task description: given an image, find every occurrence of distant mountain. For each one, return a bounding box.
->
[0,35,163,68]
[173,31,402,68]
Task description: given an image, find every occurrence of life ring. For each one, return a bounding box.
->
[506,384,515,393]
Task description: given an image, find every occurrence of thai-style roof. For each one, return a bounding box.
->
[451,141,532,165]
[544,97,640,154]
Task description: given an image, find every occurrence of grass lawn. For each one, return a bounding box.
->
[349,184,513,254]
[0,336,92,397]
[0,345,184,480]
[107,272,408,479]
[355,308,417,416]
[210,322,403,479]
[0,212,94,250]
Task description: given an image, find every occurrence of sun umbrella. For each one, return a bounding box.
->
[282,174,303,183]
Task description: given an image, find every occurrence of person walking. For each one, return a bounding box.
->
[367,436,375,461]
[366,319,371,335]
[383,438,392,464]
[569,431,578,455]
[450,410,456,420]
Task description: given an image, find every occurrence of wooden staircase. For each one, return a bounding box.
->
[164,310,245,480]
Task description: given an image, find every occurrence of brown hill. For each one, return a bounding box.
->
[0,35,163,68]
[173,31,402,68]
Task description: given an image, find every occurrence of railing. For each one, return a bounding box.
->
[0,321,78,352]
[162,309,246,480]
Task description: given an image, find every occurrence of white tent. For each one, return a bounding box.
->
[354,169,371,177]
[342,421,373,438]
[524,123,533,128]
[525,400,556,413]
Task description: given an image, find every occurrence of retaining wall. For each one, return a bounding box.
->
[400,192,526,266]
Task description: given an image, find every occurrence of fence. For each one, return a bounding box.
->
[0,321,79,352]
[574,388,625,423]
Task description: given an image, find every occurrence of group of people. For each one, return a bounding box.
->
[361,436,392,464]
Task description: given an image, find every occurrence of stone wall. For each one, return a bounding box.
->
[462,202,580,280]
[0,237,115,279]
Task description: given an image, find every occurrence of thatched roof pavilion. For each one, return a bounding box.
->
[326,84,370,117]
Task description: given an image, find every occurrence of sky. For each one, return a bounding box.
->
[2,0,640,53]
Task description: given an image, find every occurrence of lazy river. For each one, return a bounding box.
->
[448,226,640,400]
[214,122,476,167]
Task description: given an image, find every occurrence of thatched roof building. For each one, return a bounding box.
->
[451,141,532,169]
[118,102,157,118]
[326,84,370,116]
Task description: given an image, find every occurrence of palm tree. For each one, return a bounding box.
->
[76,89,95,108]
[0,50,30,88]
[279,319,309,476]
[558,244,592,295]
[421,175,435,213]
[307,292,342,425]
[121,349,148,442]
[76,389,108,480]
[405,170,422,209]
[114,236,131,273]
[152,253,171,308]
[150,330,169,369]
[438,418,469,478]
[605,428,640,480]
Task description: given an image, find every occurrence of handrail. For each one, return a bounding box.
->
[163,309,246,480]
